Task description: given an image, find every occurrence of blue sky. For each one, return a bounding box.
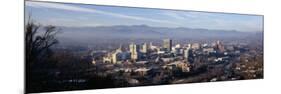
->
[25,1,263,32]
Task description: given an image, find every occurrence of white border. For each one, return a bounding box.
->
[1,0,281,94]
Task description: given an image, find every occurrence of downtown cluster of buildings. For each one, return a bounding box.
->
[87,38,260,85]
[97,39,226,65]
[91,39,230,76]
[99,39,188,64]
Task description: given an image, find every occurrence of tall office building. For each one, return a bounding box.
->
[149,42,153,49]
[141,43,148,53]
[215,40,225,52]
[149,42,157,50]
[129,43,140,61]
[111,52,117,64]
[163,39,172,52]
[111,48,123,64]
[184,48,190,59]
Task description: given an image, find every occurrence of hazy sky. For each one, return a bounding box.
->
[25,1,263,32]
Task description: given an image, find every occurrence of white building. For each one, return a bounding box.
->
[191,43,200,49]
[163,39,172,52]
[141,43,148,53]
[183,48,190,59]
[203,48,214,53]
[130,43,140,61]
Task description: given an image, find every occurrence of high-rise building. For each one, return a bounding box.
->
[111,52,117,64]
[149,42,152,49]
[184,48,190,59]
[141,43,148,53]
[163,39,172,52]
[215,40,225,52]
[129,43,140,61]
[149,42,157,50]
[111,47,124,64]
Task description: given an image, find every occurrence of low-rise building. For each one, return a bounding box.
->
[134,68,150,76]
[166,61,191,72]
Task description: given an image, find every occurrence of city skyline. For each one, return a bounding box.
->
[25,1,263,32]
[25,1,263,93]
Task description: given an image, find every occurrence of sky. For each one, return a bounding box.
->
[25,1,263,32]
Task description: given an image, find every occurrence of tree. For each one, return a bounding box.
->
[25,16,60,67]
[25,16,61,93]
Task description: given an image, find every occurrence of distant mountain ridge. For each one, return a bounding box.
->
[54,25,262,40]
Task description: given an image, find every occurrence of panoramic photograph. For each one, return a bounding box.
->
[25,1,263,93]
